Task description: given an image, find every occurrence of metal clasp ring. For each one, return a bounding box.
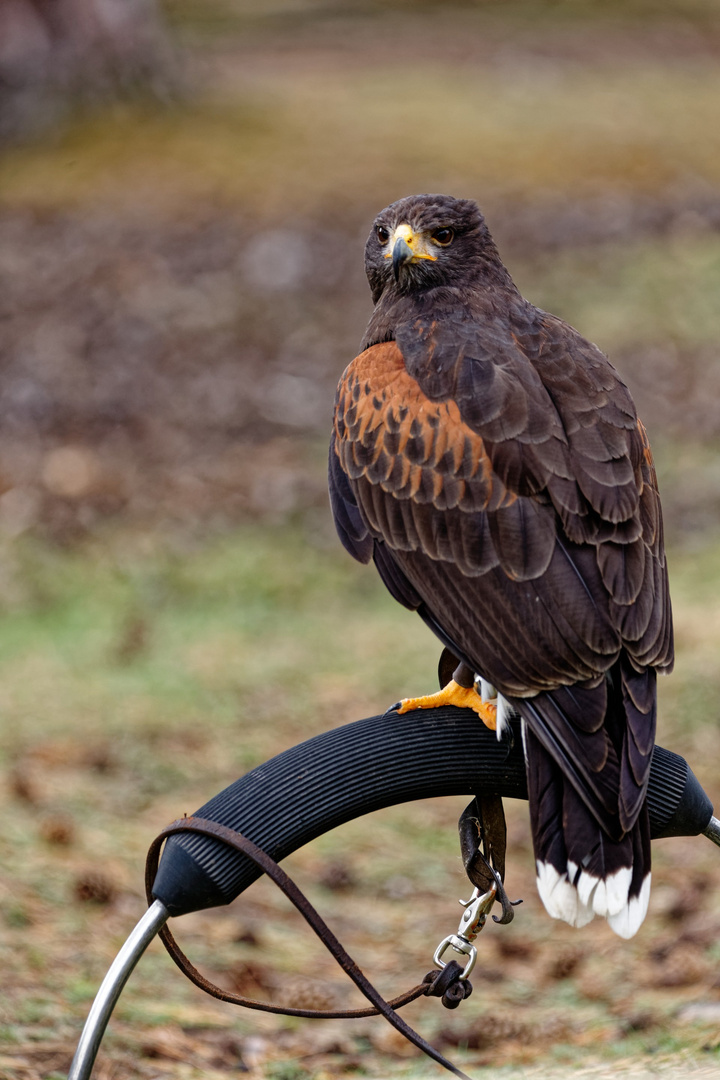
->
[432,882,497,980]
[433,934,478,980]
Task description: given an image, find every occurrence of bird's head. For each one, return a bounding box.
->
[364,193,507,304]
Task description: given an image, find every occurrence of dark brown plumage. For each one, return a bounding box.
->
[329,193,673,937]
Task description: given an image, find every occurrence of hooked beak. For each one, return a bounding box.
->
[392,236,414,281]
[385,223,437,282]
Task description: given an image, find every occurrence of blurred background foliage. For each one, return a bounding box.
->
[1,0,720,543]
[2,2,720,1078]
[1,0,720,541]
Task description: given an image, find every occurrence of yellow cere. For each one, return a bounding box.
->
[384,223,438,262]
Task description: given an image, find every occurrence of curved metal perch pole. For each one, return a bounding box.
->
[68,709,720,1080]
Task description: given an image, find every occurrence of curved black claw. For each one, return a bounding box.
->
[383,701,402,717]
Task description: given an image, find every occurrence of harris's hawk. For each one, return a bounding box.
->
[329,193,673,938]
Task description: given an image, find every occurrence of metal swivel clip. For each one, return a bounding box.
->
[432,882,497,980]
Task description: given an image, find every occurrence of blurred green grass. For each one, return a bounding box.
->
[0,525,439,787]
[164,0,720,33]
[0,523,717,785]
[2,525,720,1078]
[2,34,719,216]
[515,234,720,354]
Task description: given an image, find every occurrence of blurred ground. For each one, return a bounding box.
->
[2,0,720,543]
[1,2,720,1078]
[2,529,720,1080]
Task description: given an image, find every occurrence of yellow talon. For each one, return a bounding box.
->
[396,679,498,731]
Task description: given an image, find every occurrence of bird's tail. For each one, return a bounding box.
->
[524,725,651,939]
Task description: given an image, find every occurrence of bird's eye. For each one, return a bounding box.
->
[376,225,390,244]
[431,227,454,246]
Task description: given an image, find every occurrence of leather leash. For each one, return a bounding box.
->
[146,817,475,1080]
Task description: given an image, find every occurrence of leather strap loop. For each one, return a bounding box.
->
[146,817,474,1080]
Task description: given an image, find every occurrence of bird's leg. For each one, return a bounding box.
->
[394,661,498,730]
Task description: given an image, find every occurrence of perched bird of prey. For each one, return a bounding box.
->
[329,193,673,938]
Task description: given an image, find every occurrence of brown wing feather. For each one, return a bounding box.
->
[397,313,671,671]
[335,343,503,498]
[332,326,671,680]
[333,341,561,581]
[331,315,672,837]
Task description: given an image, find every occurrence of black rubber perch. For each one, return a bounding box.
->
[152,709,713,918]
